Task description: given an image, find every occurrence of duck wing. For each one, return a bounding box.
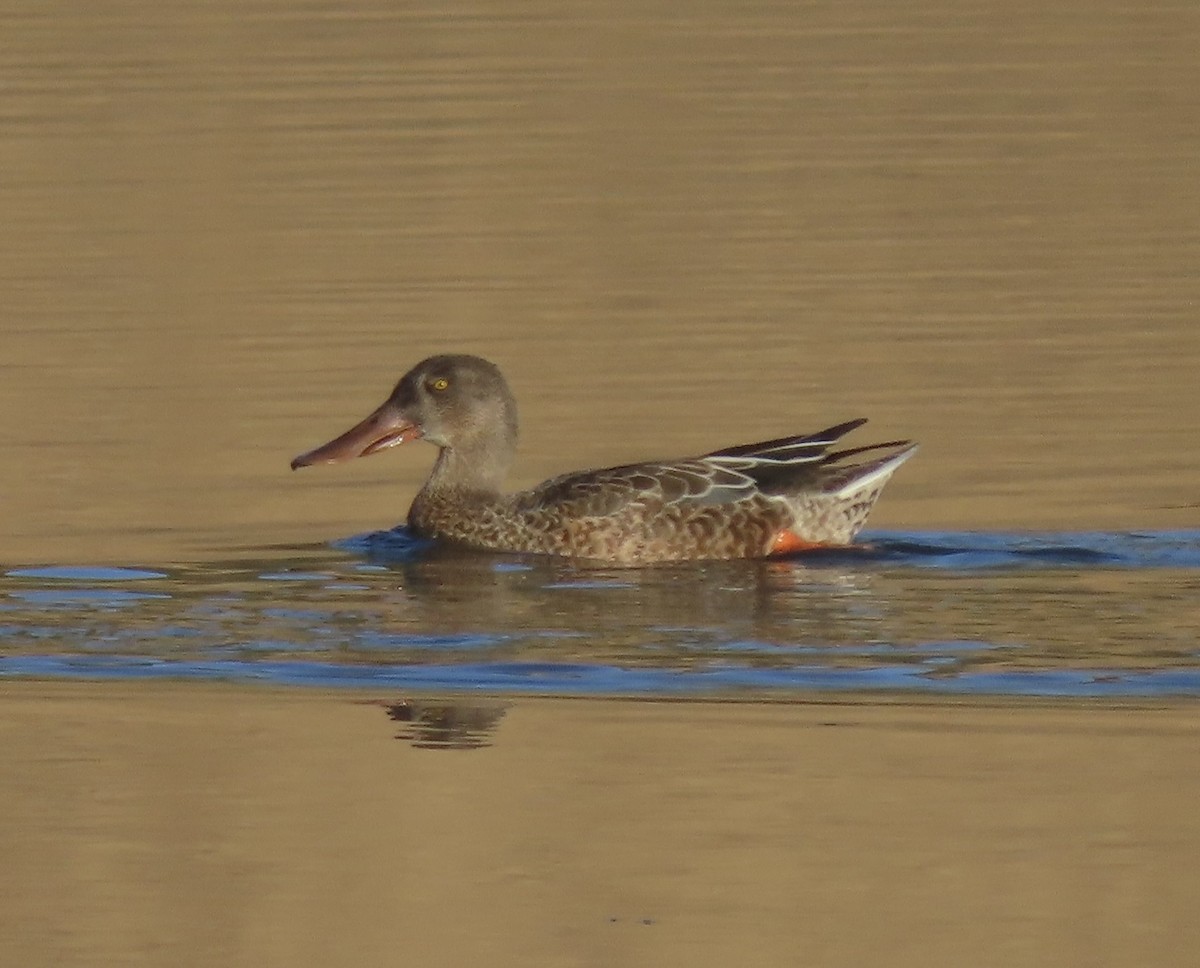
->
[520,420,894,517]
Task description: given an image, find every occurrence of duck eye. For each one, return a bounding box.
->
[429,377,450,392]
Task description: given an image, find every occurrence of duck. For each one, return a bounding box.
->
[291,354,916,564]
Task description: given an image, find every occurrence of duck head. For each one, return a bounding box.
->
[291,354,519,490]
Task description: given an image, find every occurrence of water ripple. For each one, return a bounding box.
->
[2,654,1197,700]
[1,530,1198,698]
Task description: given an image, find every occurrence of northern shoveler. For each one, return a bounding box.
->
[291,354,916,564]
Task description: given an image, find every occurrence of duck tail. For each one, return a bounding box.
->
[822,442,918,499]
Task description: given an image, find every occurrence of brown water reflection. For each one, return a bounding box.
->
[2,1,1198,564]
[2,683,1198,968]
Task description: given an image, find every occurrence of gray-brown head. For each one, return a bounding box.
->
[291,354,519,494]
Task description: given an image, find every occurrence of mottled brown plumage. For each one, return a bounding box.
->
[291,354,917,564]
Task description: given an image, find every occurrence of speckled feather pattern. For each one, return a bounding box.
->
[408,428,915,564]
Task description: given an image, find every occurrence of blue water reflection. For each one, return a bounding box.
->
[2,530,1199,698]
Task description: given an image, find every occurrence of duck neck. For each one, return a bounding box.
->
[423,436,514,500]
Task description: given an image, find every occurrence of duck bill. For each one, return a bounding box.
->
[291,402,422,469]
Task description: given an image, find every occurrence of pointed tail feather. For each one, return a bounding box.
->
[824,443,918,499]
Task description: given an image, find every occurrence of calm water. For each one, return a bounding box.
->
[3,528,1198,697]
[0,0,1194,710]
[3,5,1200,966]
[3,0,1199,568]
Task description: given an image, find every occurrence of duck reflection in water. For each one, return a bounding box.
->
[379,698,508,750]
[333,536,898,671]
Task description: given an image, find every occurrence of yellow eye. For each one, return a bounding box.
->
[430,377,449,392]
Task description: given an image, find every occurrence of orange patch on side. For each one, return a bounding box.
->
[767,530,828,556]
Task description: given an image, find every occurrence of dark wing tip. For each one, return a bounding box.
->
[813,417,869,441]
[706,418,868,460]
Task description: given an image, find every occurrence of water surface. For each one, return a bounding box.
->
[4,529,1198,698]
[2,3,1199,965]
[3,684,1198,968]
[2,0,1197,565]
